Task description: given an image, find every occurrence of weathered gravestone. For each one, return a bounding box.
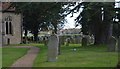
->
[107,36,117,52]
[47,34,59,62]
[117,37,120,69]
[82,37,88,46]
[90,35,94,44]
[82,35,88,46]
[65,38,70,46]
[118,37,120,52]
[0,20,2,47]
[75,35,80,44]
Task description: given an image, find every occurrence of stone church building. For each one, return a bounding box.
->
[1,3,22,45]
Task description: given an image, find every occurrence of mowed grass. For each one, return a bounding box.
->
[33,44,118,67]
[6,43,44,47]
[2,47,29,67]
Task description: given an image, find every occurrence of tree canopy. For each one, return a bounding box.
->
[11,2,67,41]
[63,2,120,45]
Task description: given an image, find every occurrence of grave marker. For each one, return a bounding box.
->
[47,34,59,62]
[107,36,117,52]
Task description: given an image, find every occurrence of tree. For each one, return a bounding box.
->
[63,2,115,45]
[11,2,67,41]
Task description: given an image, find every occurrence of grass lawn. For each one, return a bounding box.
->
[5,43,44,47]
[0,48,2,68]
[33,44,118,67]
[2,47,29,67]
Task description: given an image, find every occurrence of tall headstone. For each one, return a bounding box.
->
[47,34,59,62]
[0,3,2,69]
[118,37,120,68]
[118,37,120,52]
[107,36,117,52]
[0,8,2,47]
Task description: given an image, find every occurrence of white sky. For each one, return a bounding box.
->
[64,12,81,29]
[63,0,120,29]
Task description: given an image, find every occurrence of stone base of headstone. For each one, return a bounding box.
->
[82,37,88,46]
[107,36,117,52]
[47,49,58,62]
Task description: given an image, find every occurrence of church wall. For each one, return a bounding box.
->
[2,12,22,45]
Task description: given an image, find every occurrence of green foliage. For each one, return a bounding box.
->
[64,2,117,45]
[11,2,67,41]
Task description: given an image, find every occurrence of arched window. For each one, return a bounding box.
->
[6,22,8,34]
[5,21,13,35]
[9,22,12,34]
[5,16,13,35]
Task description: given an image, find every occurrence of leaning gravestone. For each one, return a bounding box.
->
[47,34,59,62]
[107,36,117,52]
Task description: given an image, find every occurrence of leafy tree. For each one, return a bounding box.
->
[11,2,66,41]
[64,2,116,45]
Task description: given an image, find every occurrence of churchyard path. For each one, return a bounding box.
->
[4,46,40,69]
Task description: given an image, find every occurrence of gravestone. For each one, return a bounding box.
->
[90,36,94,44]
[0,11,2,47]
[65,38,70,46]
[75,35,80,44]
[47,34,59,62]
[118,36,120,68]
[107,36,117,52]
[118,37,120,52]
[82,37,88,46]
[0,20,2,47]
[82,35,88,46]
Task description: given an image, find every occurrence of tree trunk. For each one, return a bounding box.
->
[24,29,28,44]
[33,30,38,42]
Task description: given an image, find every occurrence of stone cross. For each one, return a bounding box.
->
[47,34,59,62]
